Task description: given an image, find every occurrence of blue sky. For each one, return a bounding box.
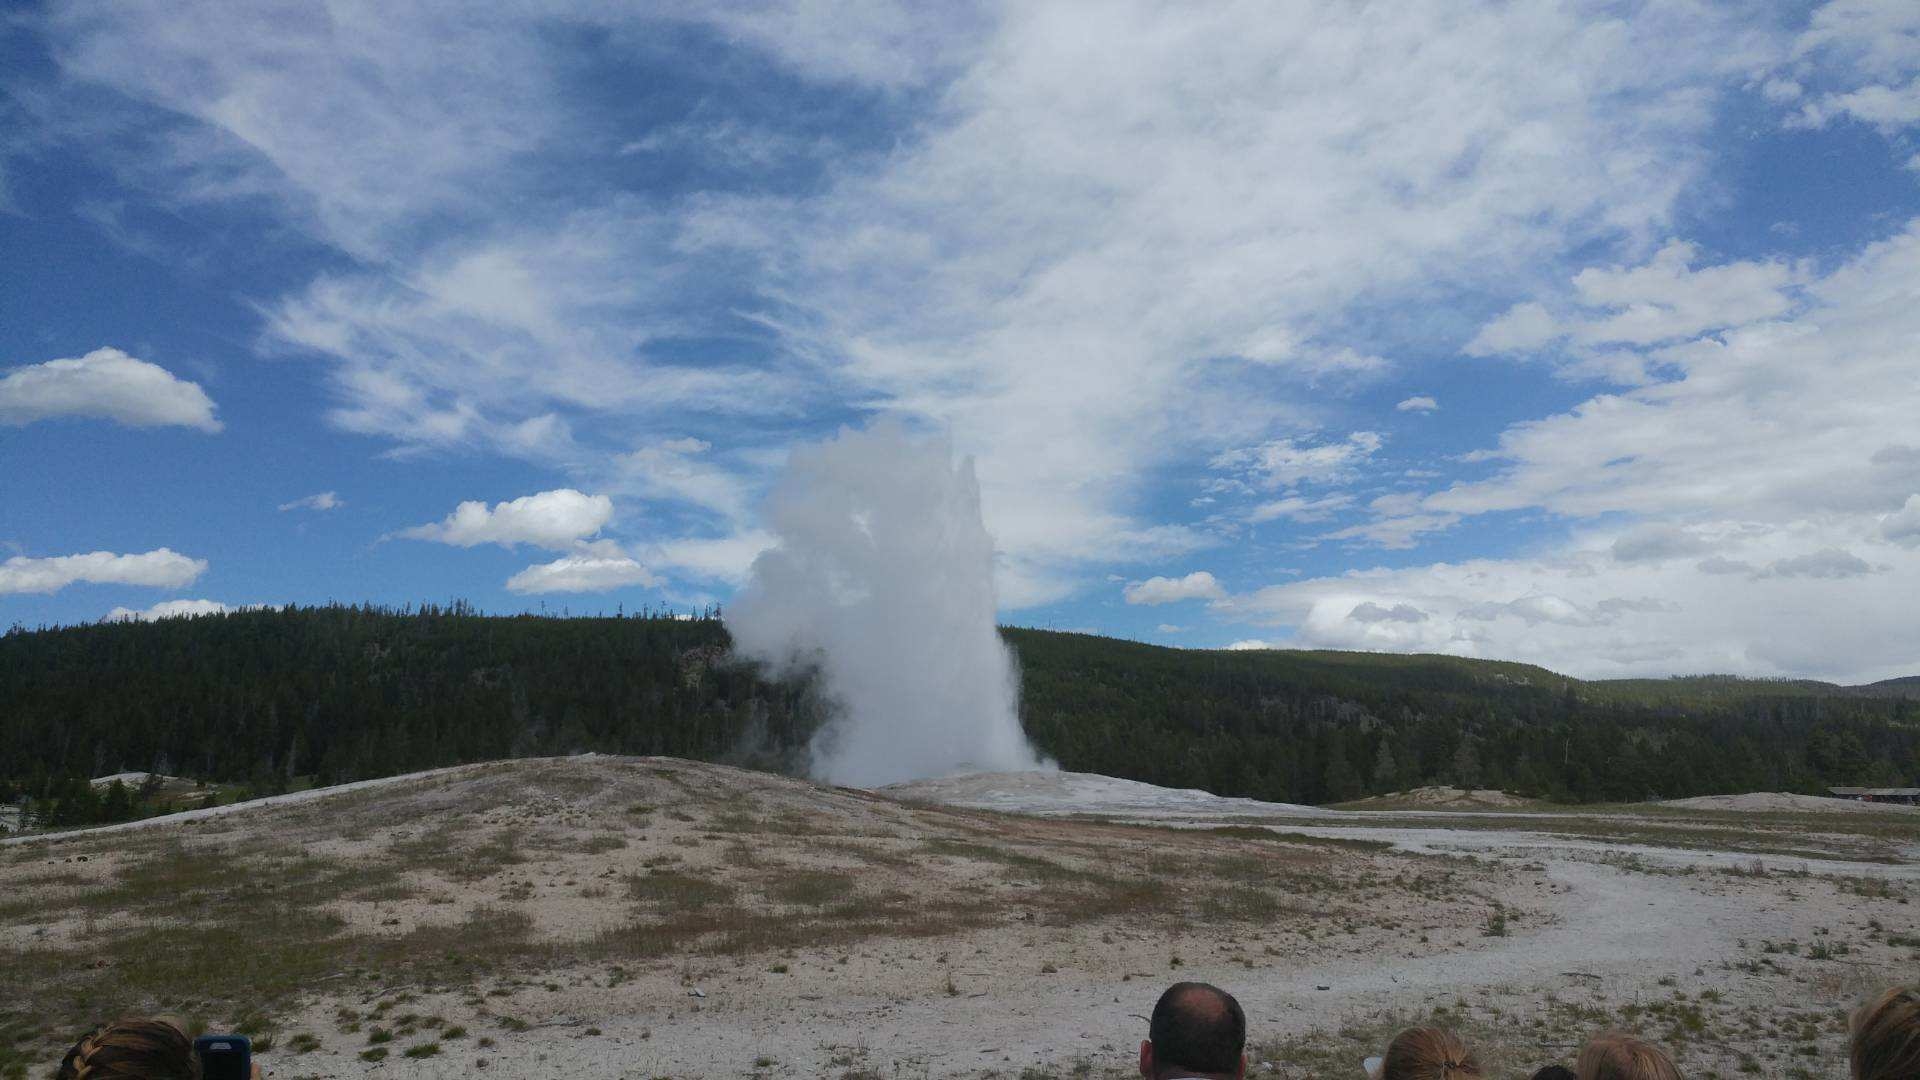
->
[4,1,1920,681]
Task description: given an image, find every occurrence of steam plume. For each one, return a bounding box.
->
[726,421,1050,787]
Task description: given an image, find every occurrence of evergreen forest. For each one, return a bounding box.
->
[1,604,1915,826]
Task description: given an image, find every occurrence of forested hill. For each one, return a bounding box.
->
[1,605,1915,820]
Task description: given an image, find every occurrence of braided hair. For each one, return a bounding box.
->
[56,1018,200,1080]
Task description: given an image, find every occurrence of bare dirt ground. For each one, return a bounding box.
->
[4,757,1916,1080]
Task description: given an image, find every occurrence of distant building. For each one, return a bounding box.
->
[1828,787,1920,805]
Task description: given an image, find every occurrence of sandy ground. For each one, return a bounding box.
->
[6,758,1918,1079]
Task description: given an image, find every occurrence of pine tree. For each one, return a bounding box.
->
[1371,740,1399,792]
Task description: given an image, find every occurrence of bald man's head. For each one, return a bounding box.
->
[1145,982,1245,1079]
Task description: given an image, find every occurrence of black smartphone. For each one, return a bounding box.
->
[194,1034,251,1080]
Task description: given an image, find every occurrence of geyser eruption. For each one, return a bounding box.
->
[726,421,1050,787]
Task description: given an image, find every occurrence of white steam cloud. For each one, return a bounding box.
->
[726,422,1050,787]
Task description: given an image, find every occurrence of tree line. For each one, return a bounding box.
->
[0,605,1914,825]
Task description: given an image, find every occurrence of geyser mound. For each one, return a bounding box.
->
[725,421,1050,787]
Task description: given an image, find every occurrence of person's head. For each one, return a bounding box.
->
[57,1017,199,1080]
[1139,982,1246,1080]
[1851,985,1920,1080]
[1531,1067,1577,1080]
[1380,1027,1480,1080]
[1575,1032,1680,1080]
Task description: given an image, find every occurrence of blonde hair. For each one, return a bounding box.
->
[1575,1032,1680,1080]
[57,1017,199,1080]
[1852,986,1920,1080]
[1382,1027,1482,1080]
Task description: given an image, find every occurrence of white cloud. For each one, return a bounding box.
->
[1235,215,1920,680]
[1413,226,1920,530]
[1214,432,1383,490]
[1223,501,1920,681]
[616,438,754,525]
[505,553,658,594]
[1319,511,1461,551]
[399,489,612,551]
[1223,639,1279,651]
[1156,624,1186,634]
[1395,395,1439,413]
[0,347,220,431]
[1784,0,1920,131]
[278,491,342,512]
[1123,571,1227,606]
[1350,601,1428,624]
[644,530,776,587]
[0,548,207,594]
[1465,301,1560,356]
[103,598,233,622]
[34,1,1771,604]
[1882,494,1920,546]
[1465,241,1800,360]
[1461,594,1601,627]
[1611,524,1714,564]
[1248,493,1353,524]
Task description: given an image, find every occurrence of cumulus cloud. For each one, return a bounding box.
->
[505,552,658,594]
[278,491,342,512]
[103,598,234,622]
[1394,395,1439,413]
[1223,639,1279,651]
[1123,571,1227,606]
[399,489,612,550]
[0,348,220,431]
[0,548,207,594]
